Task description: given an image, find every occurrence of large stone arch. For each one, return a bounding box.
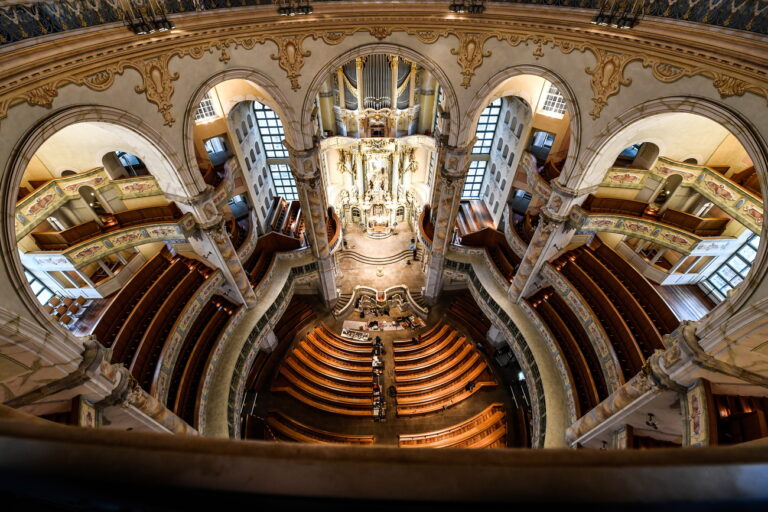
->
[571,96,768,334]
[2,104,188,333]
[460,65,582,174]
[300,43,461,150]
[181,68,298,189]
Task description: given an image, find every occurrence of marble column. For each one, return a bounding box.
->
[287,144,338,307]
[423,144,471,303]
[683,379,716,447]
[391,149,401,204]
[508,210,564,303]
[355,150,365,201]
[203,220,258,309]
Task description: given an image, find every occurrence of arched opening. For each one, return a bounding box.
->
[613,142,660,170]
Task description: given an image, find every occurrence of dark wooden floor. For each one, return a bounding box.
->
[653,284,715,322]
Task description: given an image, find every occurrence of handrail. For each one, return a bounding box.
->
[418,206,434,248]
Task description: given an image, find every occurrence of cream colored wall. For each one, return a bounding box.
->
[594,187,639,200]
[706,133,754,177]
[596,232,626,249]
[21,155,55,190]
[135,242,165,261]
[122,196,170,210]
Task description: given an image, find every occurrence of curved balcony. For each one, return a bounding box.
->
[418,205,434,250]
[327,207,341,253]
[15,168,162,241]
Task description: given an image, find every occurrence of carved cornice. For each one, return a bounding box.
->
[0,12,766,125]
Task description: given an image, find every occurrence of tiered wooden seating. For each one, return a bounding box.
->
[91,249,173,344]
[269,197,290,233]
[589,239,679,334]
[394,323,497,416]
[266,411,374,445]
[272,326,374,417]
[581,194,648,217]
[393,324,450,354]
[540,160,562,183]
[392,322,444,347]
[327,207,340,248]
[574,248,664,356]
[244,298,316,395]
[730,165,761,197]
[399,403,506,448]
[714,394,768,445]
[32,204,181,250]
[419,205,434,245]
[459,228,520,281]
[554,250,644,380]
[243,231,302,288]
[456,200,494,237]
[447,292,492,346]
[659,209,729,237]
[168,295,239,426]
[529,288,604,417]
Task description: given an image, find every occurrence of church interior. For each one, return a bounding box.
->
[1,0,768,508]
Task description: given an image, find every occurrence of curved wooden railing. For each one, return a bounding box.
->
[418,205,434,249]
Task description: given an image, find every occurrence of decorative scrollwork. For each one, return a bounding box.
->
[585,49,637,119]
[269,35,311,91]
[449,32,492,88]
[130,54,180,127]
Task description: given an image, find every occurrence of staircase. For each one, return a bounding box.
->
[332,292,354,317]
[409,290,428,309]
[339,248,422,266]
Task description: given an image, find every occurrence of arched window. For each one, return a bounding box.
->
[60,170,77,177]
[240,121,247,138]
[250,149,256,162]
[508,151,515,167]
[244,156,250,171]
[501,179,507,190]
[236,128,243,144]
[503,145,509,158]
[247,115,254,130]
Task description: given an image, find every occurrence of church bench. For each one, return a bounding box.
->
[396,359,491,404]
[113,204,181,228]
[393,332,462,363]
[447,292,492,343]
[457,421,507,448]
[659,209,730,237]
[575,248,665,357]
[591,241,679,334]
[399,403,506,448]
[271,386,372,417]
[291,349,373,383]
[266,412,375,445]
[110,259,190,365]
[172,303,236,426]
[297,341,372,372]
[92,251,171,344]
[530,292,601,417]
[281,357,372,395]
[395,352,484,394]
[396,378,496,416]
[392,322,444,346]
[393,324,451,354]
[312,328,374,355]
[305,333,371,363]
[274,367,373,408]
[558,257,645,380]
[130,267,206,389]
[582,194,648,217]
[317,324,372,347]
[395,342,472,376]
[31,220,102,250]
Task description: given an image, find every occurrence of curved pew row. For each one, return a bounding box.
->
[399,403,506,448]
[266,411,375,445]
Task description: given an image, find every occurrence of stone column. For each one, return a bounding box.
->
[423,144,471,303]
[612,424,633,449]
[391,148,401,204]
[508,181,589,303]
[355,149,365,201]
[287,144,338,307]
[683,379,717,447]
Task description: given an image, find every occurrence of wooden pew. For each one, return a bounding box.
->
[395,342,473,376]
[590,240,679,334]
[31,220,102,250]
[312,328,374,355]
[393,325,451,354]
[305,333,371,363]
[266,411,374,445]
[530,290,600,417]
[396,352,483,394]
[393,332,462,363]
[393,322,444,347]
[318,324,372,347]
[558,255,645,380]
[296,341,372,372]
[399,403,506,448]
[281,357,372,395]
[291,349,373,383]
[396,371,497,416]
[582,194,648,217]
[271,386,372,417]
[274,367,372,407]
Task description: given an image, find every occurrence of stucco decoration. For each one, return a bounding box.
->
[269,35,311,91]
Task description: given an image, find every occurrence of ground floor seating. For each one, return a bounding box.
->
[243,231,303,289]
[265,411,375,445]
[398,403,506,448]
[394,323,496,416]
[446,292,492,350]
[272,325,374,417]
[714,394,768,445]
[166,295,239,426]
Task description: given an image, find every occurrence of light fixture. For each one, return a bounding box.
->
[591,0,644,29]
[276,0,313,16]
[122,0,175,35]
[449,1,485,14]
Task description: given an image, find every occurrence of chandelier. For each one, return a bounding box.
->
[448,1,485,14]
[121,0,175,35]
[276,0,313,16]
[591,0,644,29]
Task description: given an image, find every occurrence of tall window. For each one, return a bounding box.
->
[462,160,487,199]
[270,164,298,201]
[541,85,566,115]
[461,98,501,198]
[253,101,297,199]
[700,233,760,302]
[194,92,217,121]
[24,268,54,305]
[253,101,288,158]
[472,98,502,155]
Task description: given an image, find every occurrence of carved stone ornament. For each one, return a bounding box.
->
[585,49,635,119]
[369,27,392,40]
[269,35,311,91]
[450,32,492,88]
[131,54,180,126]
